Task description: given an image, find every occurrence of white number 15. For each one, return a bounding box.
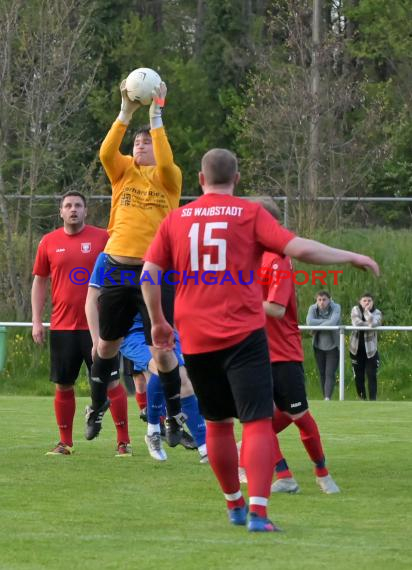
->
[188,222,228,271]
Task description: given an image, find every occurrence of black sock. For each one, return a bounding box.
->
[158,365,181,417]
[90,355,119,409]
[90,378,108,411]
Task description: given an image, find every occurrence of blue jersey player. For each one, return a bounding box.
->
[86,253,207,462]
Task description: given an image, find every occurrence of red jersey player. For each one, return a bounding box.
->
[32,191,130,456]
[260,198,339,494]
[141,148,379,532]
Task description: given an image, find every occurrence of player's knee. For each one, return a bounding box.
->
[91,354,120,383]
[56,383,75,391]
[179,367,194,397]
[152,348,177,371]
[148,358,158,375]
[98,338,120,359]
[133,372,146,393]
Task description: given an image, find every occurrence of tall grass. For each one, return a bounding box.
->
[294,228,412,325]
[0,229,411,399]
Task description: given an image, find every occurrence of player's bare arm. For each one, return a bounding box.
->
[263,301,286,319]
[284,237,380,276]
[31,275,49,344]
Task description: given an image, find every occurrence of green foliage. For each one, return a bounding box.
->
[198,0,254,89]
[163,59,225,192]
[346,0,412,61]
[342,0,412,214]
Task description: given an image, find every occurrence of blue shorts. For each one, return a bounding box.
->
[120,328,184,373]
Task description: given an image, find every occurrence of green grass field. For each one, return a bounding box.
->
[1,397,411,570]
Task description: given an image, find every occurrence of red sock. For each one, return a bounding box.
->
[54,388,75,447]
[272,410,293,434]
[273,433,284,466]
[294,411,328,477]
[135,391,147,411]
[239,438,244,469]
[108,384,130,444]
[243,418,275,518]
[240,432,288,475]
[206,421,245,510]
[272,436,294,479]
[271,411,294,478]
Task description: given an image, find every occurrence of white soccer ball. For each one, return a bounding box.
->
[125,67,162,106]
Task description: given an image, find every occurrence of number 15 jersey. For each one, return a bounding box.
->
[145,193,295,354]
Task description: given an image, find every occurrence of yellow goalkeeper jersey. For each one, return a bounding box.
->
[100,120,182,259]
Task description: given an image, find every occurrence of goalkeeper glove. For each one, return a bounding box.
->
[117,79,141,125]
[149,81,167,129]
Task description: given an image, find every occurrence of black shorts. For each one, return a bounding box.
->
[183,329,274,422]
[50,330,92,385]
[98,258,175,344]
[271,362,308,414]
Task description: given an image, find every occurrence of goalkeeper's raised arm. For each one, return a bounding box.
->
[149,81,182,197]
[99,80,141,184]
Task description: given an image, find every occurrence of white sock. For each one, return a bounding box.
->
[198,444,207,457]
[147,423,160,436]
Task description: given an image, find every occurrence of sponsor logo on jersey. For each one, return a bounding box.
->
[56,248,66,253]
[81,242,91,253]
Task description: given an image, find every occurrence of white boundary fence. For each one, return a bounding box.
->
[299,325,412,400]
[1,322,411,400]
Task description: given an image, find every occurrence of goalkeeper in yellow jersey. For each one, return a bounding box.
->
[85,78,185,447]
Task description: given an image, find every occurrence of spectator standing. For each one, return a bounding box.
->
[349,293,382,400]
[306,291,341,400]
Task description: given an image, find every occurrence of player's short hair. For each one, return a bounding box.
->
[133,125,151,140]
[255,197,282,221]
[316,290,331,299]
[60,191,87,207]
[201,148,238,185]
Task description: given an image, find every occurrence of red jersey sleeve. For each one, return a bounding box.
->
[32,237,50,277]
[254,206,295,254]
[144,215,173,269]
[266,255,293,308]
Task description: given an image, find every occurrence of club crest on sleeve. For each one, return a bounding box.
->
[81,242,91,253]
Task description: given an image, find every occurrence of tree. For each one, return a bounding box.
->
[231,0,388,233]
[0,0,97,319]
